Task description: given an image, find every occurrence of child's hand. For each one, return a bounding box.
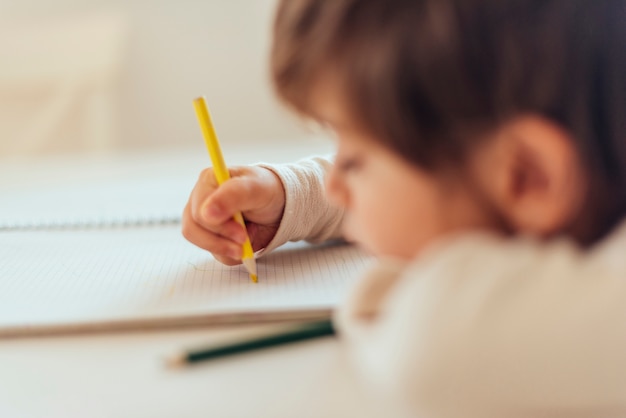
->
[182,166,285,266]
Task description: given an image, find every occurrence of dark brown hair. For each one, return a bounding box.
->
[271,0,626,243]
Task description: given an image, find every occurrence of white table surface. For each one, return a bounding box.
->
[0,139,395,417]
[0,324,391,418]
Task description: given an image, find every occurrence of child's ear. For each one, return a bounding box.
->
[475,116,588,237]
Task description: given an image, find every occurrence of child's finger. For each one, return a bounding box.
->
[200,177,264,224]
[182,205,244,261]
[188,168,220,223]
[212,253,243,267]
[188,191,249,243]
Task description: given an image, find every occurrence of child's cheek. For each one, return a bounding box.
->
[341,209,381,256]
[341,212,357,243]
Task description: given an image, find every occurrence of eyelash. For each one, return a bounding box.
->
[337,156,361,173]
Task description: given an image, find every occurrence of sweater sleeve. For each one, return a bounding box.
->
[335,228,626,418]
[256,155,345,254]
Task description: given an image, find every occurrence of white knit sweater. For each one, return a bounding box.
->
[260,156,626,418]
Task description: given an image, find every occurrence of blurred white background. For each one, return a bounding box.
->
[0,0,312,156]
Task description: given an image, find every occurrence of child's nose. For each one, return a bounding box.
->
[325,164,349,209]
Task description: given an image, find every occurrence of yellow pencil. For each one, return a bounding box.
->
[193,96,258,283]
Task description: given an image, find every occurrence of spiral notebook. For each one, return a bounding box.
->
[0,168,371,338]
[1,227,370,338]
[0,176,185,231]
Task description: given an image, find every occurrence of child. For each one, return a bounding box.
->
[182,0,626,416]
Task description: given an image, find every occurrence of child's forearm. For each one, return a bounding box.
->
[257,155,345,253]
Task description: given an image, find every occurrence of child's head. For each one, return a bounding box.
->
[271,0,626,259]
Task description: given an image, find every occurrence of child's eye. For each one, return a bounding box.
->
[336,156,362,173]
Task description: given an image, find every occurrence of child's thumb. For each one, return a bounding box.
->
[203,179,253,223]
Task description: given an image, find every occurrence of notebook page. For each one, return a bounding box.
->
[0,176,190,231]
[0,226,372,336]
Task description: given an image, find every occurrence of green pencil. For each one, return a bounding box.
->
[166,320,335,368]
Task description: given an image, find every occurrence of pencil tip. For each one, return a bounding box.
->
[242,258,257,282]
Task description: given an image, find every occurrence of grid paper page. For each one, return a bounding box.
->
[0,226,372,337]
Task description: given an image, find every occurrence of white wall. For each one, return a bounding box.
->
[0,0,310,153]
